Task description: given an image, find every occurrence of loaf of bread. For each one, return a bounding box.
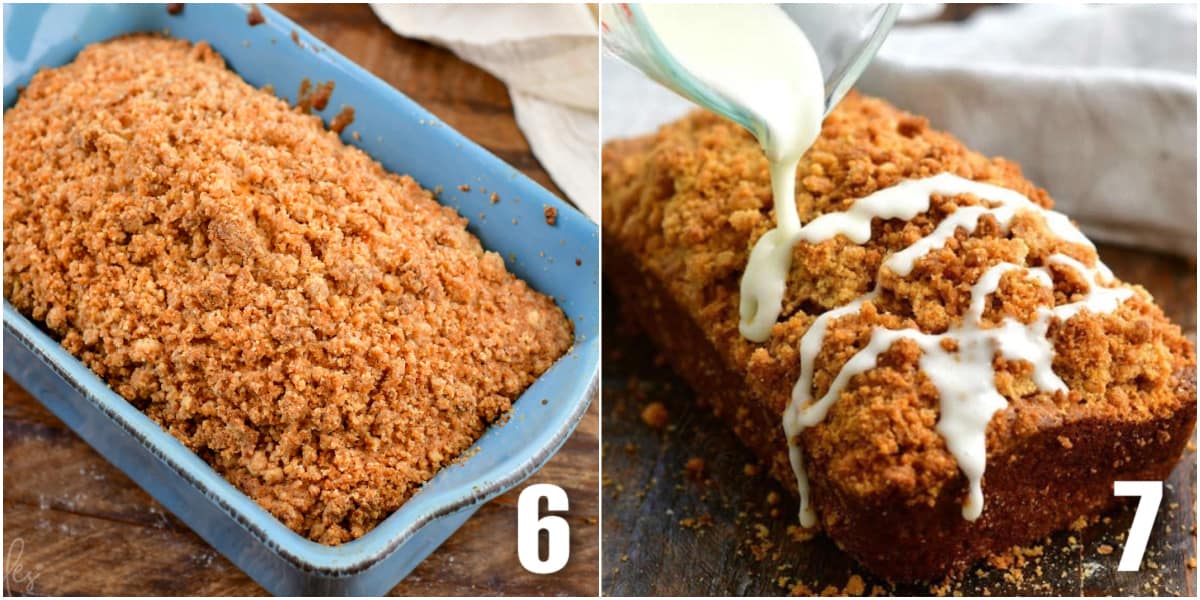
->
[4,35,573,545]
[601,92,1195,580]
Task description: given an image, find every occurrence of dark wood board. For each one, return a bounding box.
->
[601,243,1197,596]
[3,4,598,596]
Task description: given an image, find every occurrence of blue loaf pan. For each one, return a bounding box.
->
[2,3,598,596]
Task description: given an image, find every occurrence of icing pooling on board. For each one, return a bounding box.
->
[635,4,827,343]
[781,173,1133,527]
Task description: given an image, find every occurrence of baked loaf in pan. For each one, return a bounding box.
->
[4,35,573,545]
[602,92,1196,580]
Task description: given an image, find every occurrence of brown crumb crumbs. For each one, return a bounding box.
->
[844,574,866,596]
[311,80,335,112]
[247,5,265,26]
[1187,556,1196,569]
[788,581,813,596]
[330,106,355,134]
[3,35,572,546]
[640,401,669,430]
[293,79,336,116]
[1070,514,1090,531]
[786,524,816,543]
[290,29,301,47]
[683,457,705,480]
[458,184,471,192]
[166,3,184,15]
[544,205,558,226]
[1097,544,1115,555]
[490,191,500,204]
[575,258,582,266]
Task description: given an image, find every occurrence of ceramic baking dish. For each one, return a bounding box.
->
[2,3,598,595]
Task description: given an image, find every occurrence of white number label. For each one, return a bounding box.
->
[1113,480,1162,571]
[517,483,570,574]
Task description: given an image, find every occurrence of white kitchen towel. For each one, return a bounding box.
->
[371,3,599,222]
[603,4,1196,257]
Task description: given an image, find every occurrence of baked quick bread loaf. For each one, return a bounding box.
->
[4,35,573,545]
[602,92,1196,580]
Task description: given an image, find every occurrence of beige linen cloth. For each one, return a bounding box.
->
[371,3,599,222]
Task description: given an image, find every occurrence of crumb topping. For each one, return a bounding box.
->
[4,35,572,544]
[329,106,355,135]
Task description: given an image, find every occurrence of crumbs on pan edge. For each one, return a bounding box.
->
[247,4,265,26]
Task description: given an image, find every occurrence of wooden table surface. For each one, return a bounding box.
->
[2,4,598,596]
[601,243,1197,596]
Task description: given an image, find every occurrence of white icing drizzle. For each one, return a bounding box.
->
[775,174,1132,528]
[740,173,1099,342]
[740,162,807,341]
[633,4,826,345]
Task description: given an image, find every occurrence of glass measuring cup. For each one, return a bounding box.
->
[601,3,899,133]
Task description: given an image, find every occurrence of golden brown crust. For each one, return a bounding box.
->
[4,35,572,544]
[602,92,1196,578]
